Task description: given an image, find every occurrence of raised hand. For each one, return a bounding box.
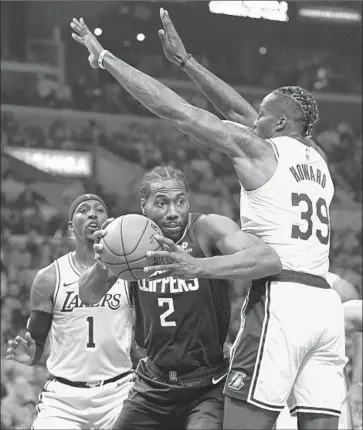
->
[70,17,104,68]
[6,333,36,366]
[144,235,203,280]
[158,8,188,65]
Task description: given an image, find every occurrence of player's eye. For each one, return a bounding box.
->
[156,201,165,207]
[177,199,185,206]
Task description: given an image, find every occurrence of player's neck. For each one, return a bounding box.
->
[275,130,302,140]
[73,242,96,270]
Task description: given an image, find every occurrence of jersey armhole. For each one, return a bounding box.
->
[52,260,61,306]
[267,139,280,161]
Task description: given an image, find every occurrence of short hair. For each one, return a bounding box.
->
[140,166,189,200]
[274,86,320,137]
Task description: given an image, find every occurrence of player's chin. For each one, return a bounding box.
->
[85,230,97,241]
[161,225,182,241]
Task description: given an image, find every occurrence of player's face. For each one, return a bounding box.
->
[69,200,108,243]
[254,94,281,139]
[143,179,190,242]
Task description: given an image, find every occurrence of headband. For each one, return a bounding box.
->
[68,194,107,221]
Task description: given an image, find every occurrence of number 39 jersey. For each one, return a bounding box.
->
[240,136,334,277]
[130,213,231,375]
[47,253,134,382]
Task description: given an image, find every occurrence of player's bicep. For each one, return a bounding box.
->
[30,264,56,314]
[172,104,259,158]
[201,214,263,254]
[217,230,268,255]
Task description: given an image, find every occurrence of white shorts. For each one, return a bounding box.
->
[32,372,134,429]
[225,277,346,416]
[276,376,351,430]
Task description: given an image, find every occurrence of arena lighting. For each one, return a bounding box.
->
[209,1,289,22]
[298,7,361,23]
[136,33,146,42]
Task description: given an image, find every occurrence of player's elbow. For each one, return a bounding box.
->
[259,247,282,278]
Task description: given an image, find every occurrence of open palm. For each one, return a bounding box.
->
[6,333,36,366]
[70,17,104,68]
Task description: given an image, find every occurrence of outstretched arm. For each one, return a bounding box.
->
[158,8,257,127]
[145,215,282,281]
[70,18,264,160]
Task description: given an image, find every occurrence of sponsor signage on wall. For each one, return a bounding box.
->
[4,147,92,177]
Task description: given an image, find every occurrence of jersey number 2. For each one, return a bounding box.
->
[291,193,330,244]
[86,316,95,348]
[158,298,176,327]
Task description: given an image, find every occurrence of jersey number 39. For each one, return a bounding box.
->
[291,193,330,244]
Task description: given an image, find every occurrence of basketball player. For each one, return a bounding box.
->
[71,17,346,429]
[78,165,282,430]
[6,194,135,430]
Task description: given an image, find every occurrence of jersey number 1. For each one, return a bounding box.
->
[86,316,95,348]
[291,193,330,244]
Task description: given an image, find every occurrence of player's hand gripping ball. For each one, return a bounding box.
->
[97,214,164,281]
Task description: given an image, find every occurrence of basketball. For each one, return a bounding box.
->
[99,214,163,281]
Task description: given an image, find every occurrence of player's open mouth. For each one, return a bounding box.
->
[87,223,100,231]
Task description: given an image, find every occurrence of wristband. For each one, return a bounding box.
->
[30,343,44,366]
[98,49,110,69]
[180,53,193,69]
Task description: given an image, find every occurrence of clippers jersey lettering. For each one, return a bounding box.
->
[240,136,334,277]
[47,253,133,381]
[132,213,231,374]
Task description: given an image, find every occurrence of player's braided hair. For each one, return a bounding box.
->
[140,165,189,200]
[275,86,320,137]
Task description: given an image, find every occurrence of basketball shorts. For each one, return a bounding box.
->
[32,371,134,429]
[224,270,346,417]
[113,358,227,430]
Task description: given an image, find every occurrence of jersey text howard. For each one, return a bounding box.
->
[60,291,123,312]
[290,164,327,187]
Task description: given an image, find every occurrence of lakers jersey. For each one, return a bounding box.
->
[131,213,231,375]
[240,136,334,277]
[47,252,133,381]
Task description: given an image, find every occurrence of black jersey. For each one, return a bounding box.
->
[131,213,231,375]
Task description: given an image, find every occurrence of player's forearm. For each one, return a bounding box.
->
[102,52,235,154]
[197,246,282,281]
[351,332,362,384]
[103,52,191,122]
[184,57,257,126]
[344,300,363,334]
[78,262,112,305]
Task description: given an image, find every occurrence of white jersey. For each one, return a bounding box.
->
[240,136,334,277]
[47,252,133,381]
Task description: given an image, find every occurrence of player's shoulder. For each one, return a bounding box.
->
[193,213,239,239]
[31,261,57,296]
